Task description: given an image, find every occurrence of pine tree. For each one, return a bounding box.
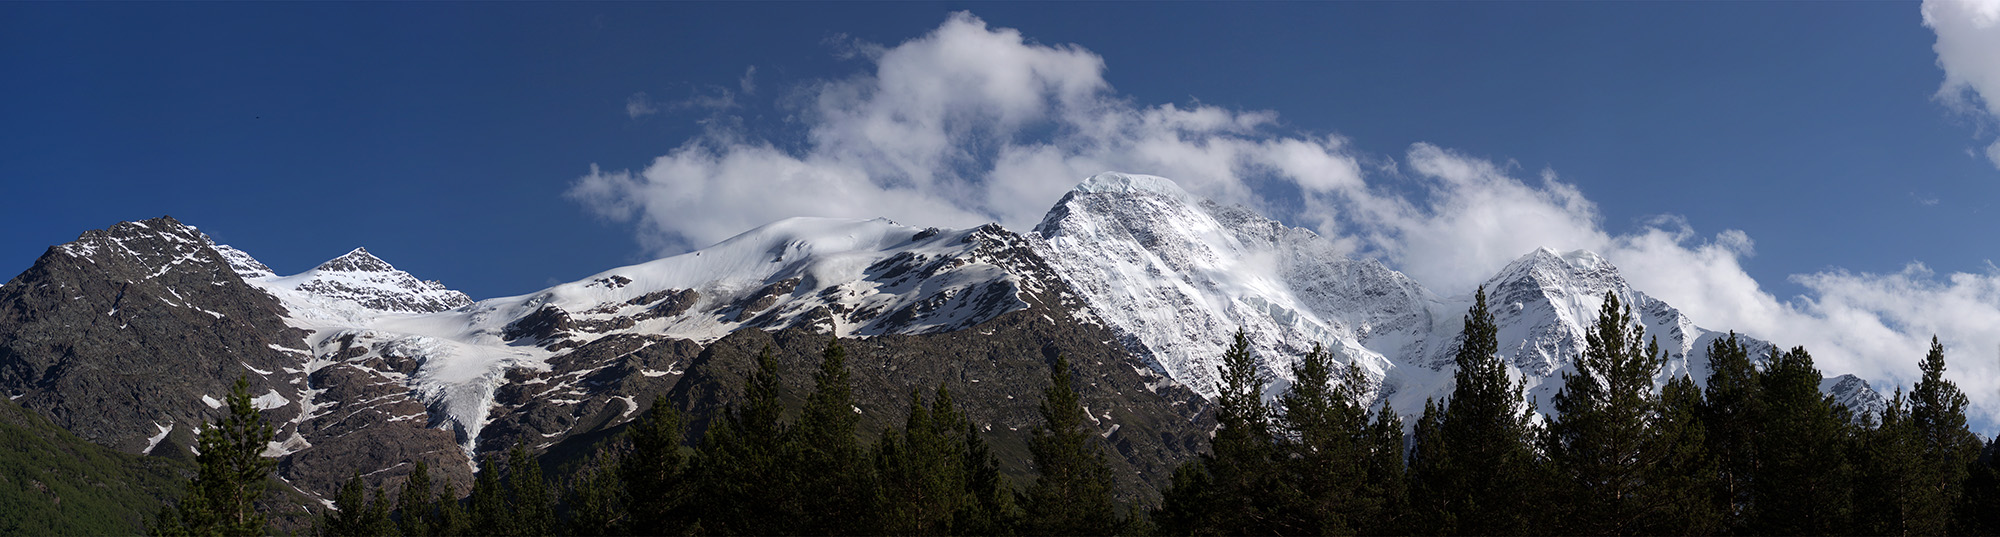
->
[563,464,625,537]
[1544,292,1672,535]
[1022,354,1122,536]
[152,376,277,537]
[507,446,554,536]
[432,484,468,537]
[1652,375,1720,535]
[1909,337,1983,535]
[1751,346,1854,534]
[1275,343,1371,535]
[1208,329,1286,535]
[957,418,1019,536]
[1857,389,1921,535]
[1361,402,1408,536]
[327,471,372,537]
[469,456,507,536]
[1699,333,1761,533]
[691,345,791,535]
[1957,437,2000,534]
[398,460,434,537]
[622,397,690,535]
[876,385,981,535]
[792,339,874,535]
[1406,286,1541,535]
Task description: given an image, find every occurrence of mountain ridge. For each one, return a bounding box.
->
[0,172,1890,511]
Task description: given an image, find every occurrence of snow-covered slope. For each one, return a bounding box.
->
[1029,172,1883,420]
[229,216,1062,454]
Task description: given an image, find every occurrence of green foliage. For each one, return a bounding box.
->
[562,464,624,537]
[468,456,507,536]
[0,396,189,535]
[1751,345,1855,534]
[791,339,874,535]
[1407,286,1542,535]
[323,471,393,537]
[689,345,793,535]
[875,385,1018,535]
[507,446,555,536]
[397,461,433,537]
[1699,333,1760,532]
[1544,292,1680,535]
[620,398,689,535]
[431,483,468,537]
[1021,354,1123,536]
[1275,343,1370,536]
[153,376,276,537]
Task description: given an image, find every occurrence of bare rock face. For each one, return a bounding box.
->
[0,216,306,454]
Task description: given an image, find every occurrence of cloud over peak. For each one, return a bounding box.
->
[571,10,2000,431]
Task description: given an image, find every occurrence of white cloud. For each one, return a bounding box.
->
[572,11,2000,431]
[625,92,658,118]
[739,66,758,95]
[1924,0,2000,169]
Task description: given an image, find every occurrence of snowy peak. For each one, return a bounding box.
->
[491,216,1054,348]
[1030,172,1434,399]
[257,247,472,314]
[313,247,398,274]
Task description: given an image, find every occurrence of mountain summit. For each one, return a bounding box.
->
[0,175,1887,515]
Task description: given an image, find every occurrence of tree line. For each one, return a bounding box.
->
[304,340,1134,536]
[150,287,2000,536]
[1153,287,2000,536]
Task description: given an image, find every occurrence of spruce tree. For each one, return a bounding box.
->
[1407,286,1540,535]
[1204,329,1286,535]
[326,471,373,537]
[1544,292,1672,535]
[957,418,1019,536]
[1699,333,1761,533]
[152,376,277,537]
[623,398,690,535]
[1957,437,2000,534]
[876,385,977,535]
[468,456,507,536]
[1021,354,1122,536]
[1652,374,1720,535]
[432,484,468,537]
[507,446,554,536]
[691,345,790,535]
[1857,389,1921,535]
[1912,337,1983,533]
[563,464,625,537]
[1361,402,1408,536]
[792,339,874,535]
[1751,346,1854,534]
[1276,343,1371,535]
[398,461,434,537]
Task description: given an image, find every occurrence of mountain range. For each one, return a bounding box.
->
[0,172,1884,520]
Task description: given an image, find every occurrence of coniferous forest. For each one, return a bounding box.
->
[152,288,2000,536]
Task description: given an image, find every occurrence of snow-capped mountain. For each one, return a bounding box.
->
[1028,172,1883,421]
[229,216,1074,458]
[1030,172,1439,400]
[0,171,1889,514]
[255,247,473,315]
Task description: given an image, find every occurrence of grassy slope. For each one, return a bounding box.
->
[0,397,190,535]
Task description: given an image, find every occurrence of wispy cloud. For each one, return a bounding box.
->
[625,92,659,119]
[1924,0,2000,169]
[570,11,2000,430]
[739,66,758,96]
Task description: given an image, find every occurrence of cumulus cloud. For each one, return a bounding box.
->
[1924,0,2000,169]
[571,11,2000,430]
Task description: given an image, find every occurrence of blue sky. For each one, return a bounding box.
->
[6,2,2000,416]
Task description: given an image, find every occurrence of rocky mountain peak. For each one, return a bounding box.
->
[260,247,472,314]
[312,247,397,274]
